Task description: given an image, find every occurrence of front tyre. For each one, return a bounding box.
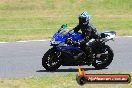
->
[92,45,114,69]
[42,48,61,71]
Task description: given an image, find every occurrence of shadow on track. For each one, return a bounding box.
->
[36,68,108,72]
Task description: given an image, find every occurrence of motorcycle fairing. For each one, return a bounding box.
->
[51,30,84,45]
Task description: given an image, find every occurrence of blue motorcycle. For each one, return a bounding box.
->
[42,24,116,71]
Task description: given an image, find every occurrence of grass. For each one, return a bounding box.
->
[0,0,132,41]
[0,1,131,88]
[0,73,131,88]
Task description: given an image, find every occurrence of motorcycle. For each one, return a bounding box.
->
[42,24,116,71]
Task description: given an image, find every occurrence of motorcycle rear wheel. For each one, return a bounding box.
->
[42,48,61,71]
[92,45,114,69]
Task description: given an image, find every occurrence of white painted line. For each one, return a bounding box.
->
[0,39,50,44]
[122,36,132,38]
[0,42,9,44]
[0,36,132,44]
[16,40,49,43]
[116,36,132,38]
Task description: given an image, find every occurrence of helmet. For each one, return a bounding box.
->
[79,11,90,25]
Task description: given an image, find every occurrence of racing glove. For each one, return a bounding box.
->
[72,41,80,46]
[65,38,73,45]
[66,38,80,46]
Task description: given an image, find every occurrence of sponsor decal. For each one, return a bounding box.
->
[76,67,131,85]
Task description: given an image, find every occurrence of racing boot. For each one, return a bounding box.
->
[85,46,94,65]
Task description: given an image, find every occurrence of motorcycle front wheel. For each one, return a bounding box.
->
[42,48,61,71]
[92,45,114,69]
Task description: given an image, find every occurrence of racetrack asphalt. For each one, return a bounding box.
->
[0,37,132,78]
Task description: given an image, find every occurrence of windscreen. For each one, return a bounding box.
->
[58,28,70,36]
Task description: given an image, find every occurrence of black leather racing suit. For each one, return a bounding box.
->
[73,22,99,46]
[72,22,99,59]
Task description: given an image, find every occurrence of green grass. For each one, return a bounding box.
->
[0,73,132,88]
[0,0,132,41]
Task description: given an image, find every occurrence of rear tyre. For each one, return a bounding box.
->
[92,45,114,69]
[42,48,61,71]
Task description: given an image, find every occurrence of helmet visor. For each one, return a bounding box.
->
[79,17,86,24]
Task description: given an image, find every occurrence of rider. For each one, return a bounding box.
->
[67,11,100,59]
